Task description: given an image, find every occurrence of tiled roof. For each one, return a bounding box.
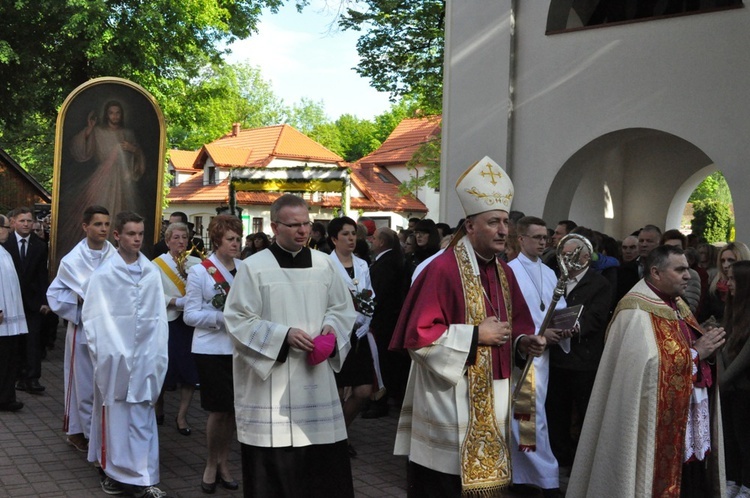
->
[348,162,427,213]
[211,124,343,166]
[201,143,253,168]
[166,167,427,214]
[168,149,200,171]
[166,122,427,214]
[167,172,226,204]
[360,116,441,165]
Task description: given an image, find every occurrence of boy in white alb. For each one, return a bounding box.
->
[47,205,115,453]
[82,211,169,498]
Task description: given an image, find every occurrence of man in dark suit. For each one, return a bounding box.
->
[546,236,612,475]
[363,227,408,418]
[3,207,49,393]
[616,225,661,302]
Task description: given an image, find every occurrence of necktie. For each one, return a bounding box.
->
[20,238,27,263]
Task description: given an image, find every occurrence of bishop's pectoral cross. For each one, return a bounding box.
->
[479,163,502,185]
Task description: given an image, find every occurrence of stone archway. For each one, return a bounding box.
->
[542,128,716,239]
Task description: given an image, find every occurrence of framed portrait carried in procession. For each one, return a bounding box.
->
[51,77,166,276]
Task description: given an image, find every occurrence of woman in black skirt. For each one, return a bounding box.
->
[184,215,243,494]
[328,217,376,457]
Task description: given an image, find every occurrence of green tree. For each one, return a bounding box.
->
[333,114,379,162]
[0,0,296,185]
[691,199,733,243]
[167,63,287,150]
[689,171,732,205]
[286,97,329,135]
[398,135,441,196]
[338,0,445,113]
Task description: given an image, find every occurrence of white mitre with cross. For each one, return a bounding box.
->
[455,156,514,217]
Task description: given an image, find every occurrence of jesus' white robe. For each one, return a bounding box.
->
[47,238,115,438]
[82,252,168,486]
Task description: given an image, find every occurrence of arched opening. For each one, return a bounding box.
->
[543,128,734,240]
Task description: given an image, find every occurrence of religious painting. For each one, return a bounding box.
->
[51,77,166,276]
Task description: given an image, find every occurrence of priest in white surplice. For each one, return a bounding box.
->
[0,214,27,412]
[389,157,547,497]
[507,216,570,496]
[224,194,357,498]
[568,245,726,498]
[47,205,115,453]
[82,212,169,498]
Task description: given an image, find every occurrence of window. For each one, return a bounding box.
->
[207,166,216,185]
[376,172,393,184]
[547,0,742,34]
[252,217,264,233]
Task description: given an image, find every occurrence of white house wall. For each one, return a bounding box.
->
[443,1,750,240]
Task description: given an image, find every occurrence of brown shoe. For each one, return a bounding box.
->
[66,433,89,452]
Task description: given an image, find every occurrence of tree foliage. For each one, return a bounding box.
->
[689,171,732,205]
[399,134,441,196]
[338,0,445,114]
[166,63,287,150]
[691,199,733,243]
[0,0,294,188]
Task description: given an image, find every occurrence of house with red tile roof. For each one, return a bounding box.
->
[166,123,427,239]
[359,115,441,219]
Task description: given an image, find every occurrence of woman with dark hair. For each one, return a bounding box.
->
[408,219,440,274]
[720,260,750,497]
[328,216,375,457]
[251,232,271,255]
[184,215,242,493]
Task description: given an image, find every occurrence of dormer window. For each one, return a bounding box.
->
[208,165,216,185]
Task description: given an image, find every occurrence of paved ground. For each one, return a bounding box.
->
[0,324,545,497]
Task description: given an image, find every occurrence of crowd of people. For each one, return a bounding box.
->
[0,155,749,497]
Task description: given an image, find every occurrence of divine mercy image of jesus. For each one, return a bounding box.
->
[51,78,165,276]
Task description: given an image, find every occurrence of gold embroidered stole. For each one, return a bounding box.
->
[154,257,186,296]
[513,360,536,451]
[456,241,512,496]
[614,292,694,497]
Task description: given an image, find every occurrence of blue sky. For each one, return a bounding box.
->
[225,1,393,121]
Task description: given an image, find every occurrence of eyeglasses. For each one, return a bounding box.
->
[523,235,547,242]
[275,221,313,229]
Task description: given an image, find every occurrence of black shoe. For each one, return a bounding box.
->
[14,381,27,392]
[0,401,23,412]
[200,479,217,494]
[27,380,45,393]
[218,475,239,491]
[175,416,191,436]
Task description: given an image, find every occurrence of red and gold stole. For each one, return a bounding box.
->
[455,239,512,496]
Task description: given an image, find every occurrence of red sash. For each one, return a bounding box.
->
[201,259,231,294]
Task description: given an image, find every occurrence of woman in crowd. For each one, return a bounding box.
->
[720,260,750,498]
[184,215,242,494]
[407,219,440,275]
[698,242,719,281]
[153,222,201,435]
[251,232,271,254]
[705,242,750,322]
[328,217,376,457]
